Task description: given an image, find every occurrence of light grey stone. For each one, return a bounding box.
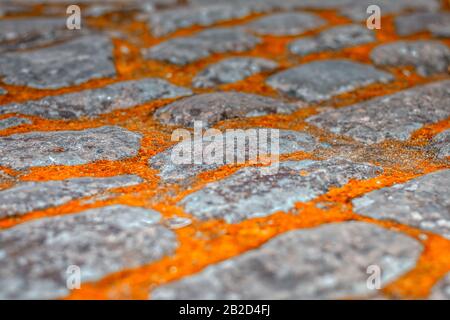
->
[0,35,116,89]
[267,59,393,102]
[430,273,450,300]
[153,92,299,128]
[430,130,450,159]
[193,57,278,88]
[178,158,382,223]
[371,40,450,76]
[0,204,177,299]
[0,78,192,120]
[0,175,142,218]
[289,24,375,56]
[0,126,141,170]
[246,12,326,36]
[429,21,450,38]
[152,221,422,299]
[353,170,450,239]
[306,80,450,144]
[144,27,261,65]
[395,12,450,36]
[149,129,324,182]
[0,117,31,131]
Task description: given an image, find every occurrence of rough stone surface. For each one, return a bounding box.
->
[144,27,261,65]
[395,12,450,36]
[0,35,116,89]
[306,80,450,144]
[289,24,375,56]
[0,117,31,131]
[192,57,278,88]
[0,126,142,170]
[267,60,393,102]
[153,92,299,128]
[430,273,450,299]
[0,78,192,120]
[149,129,324,182]
[429,21,450,38]
[246,12,326,36]
[178,158,382,223]
[371,40,450,76]
[152,221,422,299]
[429,130,450,159]
[0,205,177,299]
[0,175,142,218]
[353,170,450,239]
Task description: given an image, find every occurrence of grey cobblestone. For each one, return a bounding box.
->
[395,12,450,36]
[144,27,261,65]
[430,21,450,38]
[149,129,323,182]
[0,35,116,89]
[370,40,450,76]
[246,12,326,36]
[289,24,375,57]
[179,158,382,223]
[0,204,177,299]
[0,78,192,120]
[0,117,31,131]
[0,175,142,218]
[306,80,450,144]
[429,130,450,159]
[152,221,421,299]
[154,92,299,128]
[193,57,278,88]
[0,126,141,170]
[430,273,450,300]
[267,60,393,102]
[353,170,450,239]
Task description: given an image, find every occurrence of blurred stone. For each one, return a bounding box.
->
[395,12,450,36]
[430,273,450,299]
[0,117,31,131]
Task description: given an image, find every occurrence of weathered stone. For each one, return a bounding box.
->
[153,92,299,128]
[178,158,382,223]
[149,129,324,182]
[0,204,177,299]
[0,126,141,170]
[0,4,30,17]
[395,12,450,36]
[429,21,450,38]
[0,175,142,218]
[430,273,450,300]
[353,170,450,239]
[370,40,450,76]
[144,27,260,65]
[0,35,116,89]
[0,117,31,131]
[289,24,375,56]
[429,130,450,159]
[192,57,278,88]
[246,12,326,36]
[152,221,421,299]
[306,80,450,144]
[0,78,192,120]
[148,4,252,37]
[0,17,85,53]
[267,60,393,102]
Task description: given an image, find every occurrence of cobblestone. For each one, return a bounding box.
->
[0,117,31,131]
[0,78,192,120]
[179,158,381,223]
[267,60,393,102]
[289,24,375,56]
[0,204,177,299]
[144,27,261,65]
[0,126,141,170]
[153,92,299,128]
[370,40,450,76]
[429,130,450,159]
[353,170,450,239]
[0,175,142,218]
[0,35,116,89]
[192,57,278,88]
[307,80,450,144]
[430,273,450,299]
[395,12,450,36]
[152,221,422,299]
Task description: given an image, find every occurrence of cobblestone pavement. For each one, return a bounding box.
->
[0,0,449,300]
